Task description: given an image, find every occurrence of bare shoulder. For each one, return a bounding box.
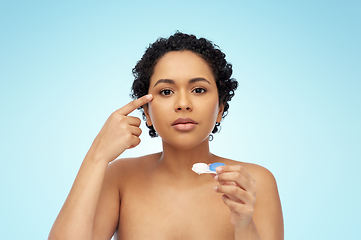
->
[239,162,280,201]
[242,162,277,186]
[92,153,162,239]
[104,152,162,186]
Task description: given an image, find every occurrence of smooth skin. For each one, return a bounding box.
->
[49,51,283,240]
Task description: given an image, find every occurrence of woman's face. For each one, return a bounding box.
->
[144,50,223,149]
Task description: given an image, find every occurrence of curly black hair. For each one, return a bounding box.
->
[131,32,238,138]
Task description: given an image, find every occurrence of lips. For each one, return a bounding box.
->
[172,118,197,126]
[172,118,198,131]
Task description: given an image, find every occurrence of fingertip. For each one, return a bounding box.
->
[216,166,223,173]
[145,93,153,100]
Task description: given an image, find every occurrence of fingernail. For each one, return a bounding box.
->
[216,167,222,173]
[214,186,218,191]
[214,175,218,181]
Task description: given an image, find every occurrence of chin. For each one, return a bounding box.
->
[160,134,210,150]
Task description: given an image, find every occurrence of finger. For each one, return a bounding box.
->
[129,126,142,137]
[216,172,249,191]
[216,165,255,184]
[127,135,141,149]
[126,116,142,127]
[213,174,236,186]
[222,194,239,211]
[222,195,253,217]
[215,185,252,205]
[117,94,153,116]
[225,183,238,188]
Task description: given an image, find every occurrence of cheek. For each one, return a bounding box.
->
[199,98,220,119]
[148,102,157,121]
[148,99,169,123]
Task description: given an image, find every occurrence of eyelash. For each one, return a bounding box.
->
[192,87,207,94]
[159,87,207,96]
[159,89,174,96]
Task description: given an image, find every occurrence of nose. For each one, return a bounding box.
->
[174,91,192,112]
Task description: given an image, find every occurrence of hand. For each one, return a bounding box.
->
[213,165,257,228]
[87,94,153,163]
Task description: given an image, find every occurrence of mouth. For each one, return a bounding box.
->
[171,118,197,126]
[172,118,198,132]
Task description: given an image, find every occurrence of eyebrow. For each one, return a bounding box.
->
[153,77,211,87]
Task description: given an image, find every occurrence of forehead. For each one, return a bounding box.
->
[150,50,215,85]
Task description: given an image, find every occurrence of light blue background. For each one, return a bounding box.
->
[1,1,360,239]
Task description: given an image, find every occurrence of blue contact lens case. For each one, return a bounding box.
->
[209,162,225,172]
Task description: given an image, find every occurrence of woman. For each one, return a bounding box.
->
[49,32,283,240]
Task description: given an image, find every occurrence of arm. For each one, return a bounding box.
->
[92,161,122,240]
[48,94,153,240]
[48,153,109,240]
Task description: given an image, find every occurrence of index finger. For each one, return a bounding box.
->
[117,94,153,116]
[216,165,255,183]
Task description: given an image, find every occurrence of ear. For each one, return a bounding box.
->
[216,104,224,123]
[142,104,153,126]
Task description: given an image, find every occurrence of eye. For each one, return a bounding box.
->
[192,88,206,94]
[159,89,174,96]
